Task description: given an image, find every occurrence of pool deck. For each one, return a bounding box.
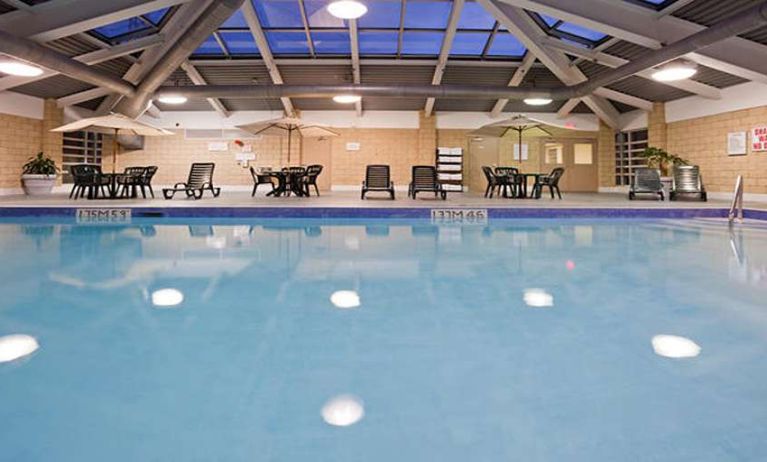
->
[0,191,765,220]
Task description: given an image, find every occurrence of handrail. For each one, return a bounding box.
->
[728,175,744,224]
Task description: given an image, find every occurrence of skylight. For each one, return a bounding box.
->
[90,7,171,43]
[531,12,609,48]
[626,0,678,10]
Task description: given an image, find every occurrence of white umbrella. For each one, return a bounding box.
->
[52,114,174,173]
[470,115,554,162]
[237,117,339,164]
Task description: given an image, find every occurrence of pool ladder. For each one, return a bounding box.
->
[728,175,744,224]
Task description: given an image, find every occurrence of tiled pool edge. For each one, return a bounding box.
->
[1,206,766,220]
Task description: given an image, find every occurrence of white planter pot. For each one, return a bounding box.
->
[21,174,57,196]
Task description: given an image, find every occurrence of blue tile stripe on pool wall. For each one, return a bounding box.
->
[0,206,765,220]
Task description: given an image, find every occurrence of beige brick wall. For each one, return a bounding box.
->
[648,102,667,150]
[0,113,43,189]
[666,106,767,194]
[597,121,616,188]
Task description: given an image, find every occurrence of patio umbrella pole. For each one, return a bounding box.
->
[287,126,293,165]
[112,128,118,174]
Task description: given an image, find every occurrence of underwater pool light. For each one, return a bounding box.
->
[0,334,39,363]
[321,395,365,426]
[330,290,361,309]
[652,335,701,358]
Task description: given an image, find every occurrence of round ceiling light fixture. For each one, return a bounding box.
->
[327,1,368,19]
[0,60,44,77]
[157,94,188,105]
[523,98,553,106]
[333,94,362,104]
[651,61,698,82]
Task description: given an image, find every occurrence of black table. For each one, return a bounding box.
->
[263,170,307,197]
[517,173,546,199]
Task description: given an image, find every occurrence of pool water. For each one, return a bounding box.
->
[1,218,766,461]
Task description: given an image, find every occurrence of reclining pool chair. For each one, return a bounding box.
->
[670,165,707,202]
[361,164,395,199]
[408,165,446,200]
[163,163,221,200]
[629,167,664,201]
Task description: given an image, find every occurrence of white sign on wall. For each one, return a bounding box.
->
[346,142,361,151]
[752,126,767,152]
[208,141,229,152]
[727,132,747,156]
[513,143,529,161]
[235,152,256,161]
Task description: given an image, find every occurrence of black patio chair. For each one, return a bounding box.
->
[301,164,323,196]
[495,166,524,198]
[533,167,565,199]
[629,167,664,201]
[283,166,307,196]
[250,166,275,196]
[482,166,502,198]
[69,164,108,200]
[117,167,145,198]
[163,163,220,200]
[140,166,158,198]
[670,165,707,202]
[409,165,446,200]
[361,164,395,200]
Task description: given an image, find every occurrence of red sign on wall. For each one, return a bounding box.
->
[752,126,767,152]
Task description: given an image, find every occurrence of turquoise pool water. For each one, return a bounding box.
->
[1,218,766,461]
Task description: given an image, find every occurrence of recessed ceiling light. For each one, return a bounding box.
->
[327,1,368,19]
[651,62,697,82]
[333,94,362,104]
[151,288,184,308]
[523,289,554,308]
[158,95,188,105]
[652,335,701,358]
[523,98,553,106]
[330,290,360,309]
[0,334,39,363]
[321,395,365,426]
[0,60,43,77]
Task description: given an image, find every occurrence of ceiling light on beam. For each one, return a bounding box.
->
[651,61,698,82]
[0,59,43,77]
[157,94,188,105]
[327,1,368,19]
[524,97,553,106]
[333,94,362,104]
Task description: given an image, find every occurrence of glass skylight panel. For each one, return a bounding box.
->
[254,0,304,28]
[450,32,491,56]
[404,0,452,29]
[194,35,224,55]
[401,31,444,55]
[556,22,607,42]
[304,0,347,27]
[358,31,399,55]
[221,10,248,28]
[219,31,260,55]
[487,33,526,57]
[357,0,401,28]
[311,31,351,54]
[457,2,496,30]
[538,13,559,28]
[266,31,311,54]
[531,12,609,47]
[93,17,151,39]
[144,7,170,25]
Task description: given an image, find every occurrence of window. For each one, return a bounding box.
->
[545,143,564,164]
[615,129,648,186]
[62,131,103,183]
[574,144,594,165]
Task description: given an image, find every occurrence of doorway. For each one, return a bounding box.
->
[540,140,598,192]
[302,137,332,192]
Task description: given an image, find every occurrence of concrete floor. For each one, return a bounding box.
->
[0,190,756,210]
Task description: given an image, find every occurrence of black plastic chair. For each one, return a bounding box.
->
[629,167,664,201]
[118,167,145,198]
[361,165,395,200]
[482,166,502,198]
[140,166,158,198]
[301,164,323,196]
[409,165,446,200]
[69,164,108,200]
[533,167,565,199]
[250,166,275,196]
[163,163,221,200]
[494,167,523,198]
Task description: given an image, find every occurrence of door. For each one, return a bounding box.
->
[301,137,332,191]
[467,137,500,194]
[540,140,598,192]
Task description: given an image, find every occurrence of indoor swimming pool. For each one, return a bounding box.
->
[0,217,766,461]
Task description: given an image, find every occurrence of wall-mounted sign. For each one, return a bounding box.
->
[235,152,256,161]
[514,143,529,161]
[752,126,767,151]
[208,141,229,152]
[346,142,361,151]
[728,132,747,156]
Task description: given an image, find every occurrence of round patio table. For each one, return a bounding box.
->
[264,169,307,197]
[517,173,546,199]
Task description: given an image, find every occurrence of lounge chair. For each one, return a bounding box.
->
[361,165,395,200]
[533,167,565,199]
[163,163,220,200]
[629,168,664,201]
[670,165,707,202]
[250,166,275,196]
[301,164,323,196]
[408,166,446,200]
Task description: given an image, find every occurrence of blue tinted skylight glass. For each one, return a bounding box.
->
[219,31,260,54]
[193,35,224,55]
[222,10,248,28]
[144,7,170,25]
[254,0,303,28]
[556,22,607,41]
[304,0,346,27]
[357,0,402,28]
[538,13,559,27]
[358,31,398,55]
[457,2,496,30]
[404,0,452,29]
[401,31,444,55]
[93,17,150,39]
[450,32,490,55]
[311,31,351,54]
[487,33,526,57]
[266,31,310,54]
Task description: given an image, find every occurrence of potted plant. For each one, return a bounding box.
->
[21,152,59,196]
[639,147,687,177]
